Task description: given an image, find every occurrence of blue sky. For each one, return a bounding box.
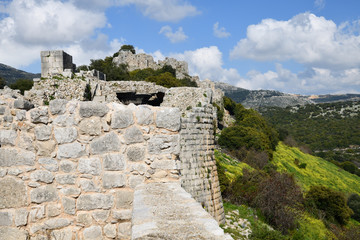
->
[1,0,360,95]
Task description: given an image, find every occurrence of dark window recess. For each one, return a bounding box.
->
[116,92,165,106]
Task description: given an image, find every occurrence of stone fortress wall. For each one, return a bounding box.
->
[0,50,230,239]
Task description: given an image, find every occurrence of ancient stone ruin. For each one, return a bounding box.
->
[113,50,189,79]
[0,51,232,239]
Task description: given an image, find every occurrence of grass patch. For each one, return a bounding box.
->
[273,142,360,195]
[215,150,254,181]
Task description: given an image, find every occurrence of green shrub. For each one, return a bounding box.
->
[0,76,5,89]
[9,79,33,95]
[120,44,136,54]
[223,96,236,115]
[347,193,360,221]
[305,185,353,225]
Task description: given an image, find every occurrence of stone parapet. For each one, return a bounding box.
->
[0,94,182,239]
[132,182,232,239]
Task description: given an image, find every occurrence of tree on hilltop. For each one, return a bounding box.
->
[120,45,136,54]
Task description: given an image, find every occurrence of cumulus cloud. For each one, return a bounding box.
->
[159,25,188,43]
[117,0,200,22]
[170,46,241,83]
[230,12,360,70]
[0,0,121,68]
[235,65,360,95]
[213,22,230,38]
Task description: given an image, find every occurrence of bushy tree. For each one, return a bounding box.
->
[254,172,303,233]
[223,96,236,115]
[347,193,360,221]
[120,45,136,54]
[0,76,5,89]
[146,72,180,88]
[9,79,33,95]
[305,186,353,225]
[89,57,130,81]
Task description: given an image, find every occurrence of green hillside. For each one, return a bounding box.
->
[274,142,360,195]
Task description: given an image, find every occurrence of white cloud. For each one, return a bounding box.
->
[234,64,360,95]
[0,0,121,69]
[117,0,200,22]
[170,46,241,83]
[213,22,230,38]
[159,25,188,43]
[230,12,360,70]
[314,0,326,10]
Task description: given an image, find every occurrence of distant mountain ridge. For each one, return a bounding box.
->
[0,63,40,85]
[215,82,360,108]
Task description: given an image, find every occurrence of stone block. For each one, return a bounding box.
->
[115,190,133,209]
[54,127,77,144]
[103,153,125,171]
[53,114,76,127]
[51,228,73,240]
[18,132,34,151]
[129,175,144,189]
[43,218,71,230]
[30,185,58,203]
[60,187,81,197]
[83,225,102,240]
[55,174,77,185]
[111,109,134,129]
[0,148,35,167]
[77,194,113,210]
[16,110,26,121]
[0,106,5,115]
[90,132,120,154]
[79,102,109,118]
[103,172,126,189]
[63,197,76,215]
[34,125,52,141]
[124,126,144,144]
[126,145,145,162]
[15,209,28,227]
[49,99,68,115]
[38,157,58,172]
[36,140,56,156]
[112,209,132,220]
[47,204,61,217]
[79,179,100,192]
[78,158,101,175]
[0,211,13,226]
[60,160,77,173]
[104,223,117,238]
[76,213,92,227]
[148,135,180,155]
[118,222,131,238]
[0,177,27,209]
[30,107,49,123]
[78,117,102,136]
[13,99,33,110]
[29,205,45,222]
[91,210,109,223]
[58,142,85,159]
[135,105,154,125]
[156,108,181,131]
[0,227,28,240]
[30,170,54,183]
[0,130,17,146]
[151,160,178,170]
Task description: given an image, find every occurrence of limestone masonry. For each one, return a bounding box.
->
[0,50,231,239]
